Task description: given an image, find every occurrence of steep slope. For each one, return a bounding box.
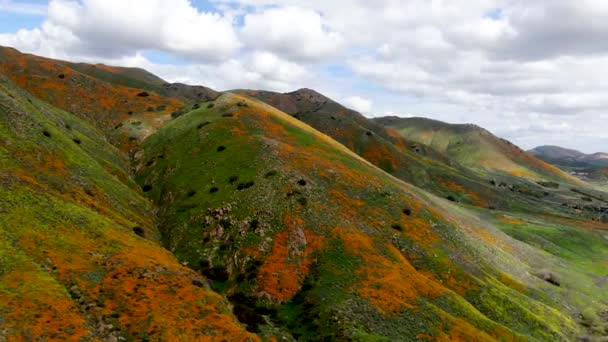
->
[0,76,255,340]
[235,89,522,209]
[134,93,608,340]
[375,117,580,184]
[237,89,600,219]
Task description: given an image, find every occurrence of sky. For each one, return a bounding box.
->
[0,0,607,153]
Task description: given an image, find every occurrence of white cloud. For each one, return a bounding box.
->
[1,0,241,61]
[343,96,373,114]
[241,6,343,62]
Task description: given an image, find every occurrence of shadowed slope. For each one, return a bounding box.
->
[135,92,608,340]
[0,77,255,341]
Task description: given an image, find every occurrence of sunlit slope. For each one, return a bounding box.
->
[135,92,606,340]
[0,77,255,341]
[235,89,522,209]
[375,117,580,184]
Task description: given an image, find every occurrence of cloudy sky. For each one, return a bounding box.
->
[1,0,607,153]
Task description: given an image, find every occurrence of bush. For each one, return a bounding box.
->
[132,227,145,237]
[229,176,239,184]
[72,138,82,145]
[237,182,254,190]
[207,103,215,109]
[192,103,201,110]
[209,187,219,194]
[264,170,278,178]
[297,179,307,186]
[402,208,412,216]
[197,121,211,129]
[137,91,150,97]
[217,146,227,152]
[142,185,152,192]
[538,181,559,189]
[391,224,403,232]
[42,130,51,138]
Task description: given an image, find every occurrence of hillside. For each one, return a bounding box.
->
[0,76,254,341]
[1,47,607,341]
[134,92,608,340]
[374,117,580,184]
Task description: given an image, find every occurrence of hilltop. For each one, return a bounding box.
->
[373,117,578,183]
[1,46,608,341]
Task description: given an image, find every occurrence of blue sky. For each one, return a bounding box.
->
[1,0,607,153]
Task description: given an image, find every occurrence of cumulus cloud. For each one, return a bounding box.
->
[241,6,343,61]
[1,0,241,61]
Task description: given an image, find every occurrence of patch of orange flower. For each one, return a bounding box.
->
[334,226,446,316]
[257,216,324,302]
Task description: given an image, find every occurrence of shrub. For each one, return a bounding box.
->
[197,121,211,129]
[447,195,457,202]
[297,197,308,206]
[391,224,403,232]
[207,103,215,109]
[132,227,145,238]
[264,170,278,178]
[137,91,150,97]
[72,138,82,145]
[187,191,196,197]
[237,182,254,190]
[58,74,65,79]
[142,185,153,192]
[297,179,307,186]
[229,176,239,184]
[217,146,227,152]
[209,187,219,194]
[402,208,412,216]
[538,181,559,189]
[192,103,201,110]
[222,113,234,118]
[42,130,51,137]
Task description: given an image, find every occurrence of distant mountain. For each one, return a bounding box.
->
[529,145,608,168]
[374,116,580,183]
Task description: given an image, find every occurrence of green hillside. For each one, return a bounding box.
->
[0,76,254,341]
[374,117,580,184]
[135,92,608,340]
